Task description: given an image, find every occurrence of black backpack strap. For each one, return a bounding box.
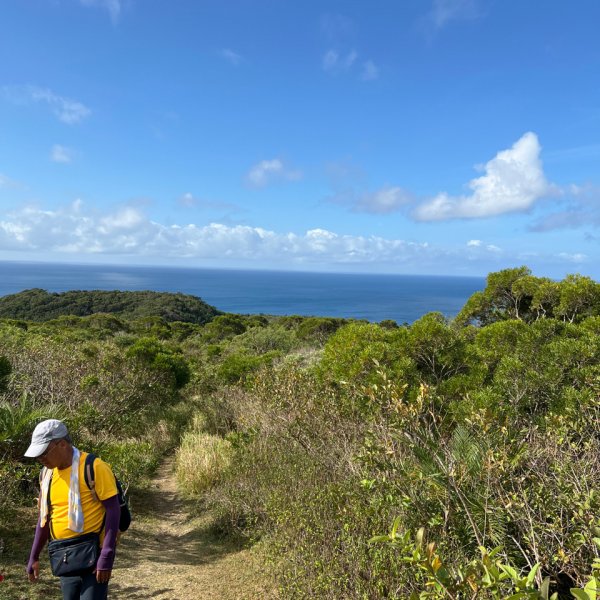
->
[84,453,100,502]
[83,452,107,534]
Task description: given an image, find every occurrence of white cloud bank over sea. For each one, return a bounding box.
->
[0,201,587,276]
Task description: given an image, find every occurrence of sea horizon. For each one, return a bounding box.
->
[0,260,485,324]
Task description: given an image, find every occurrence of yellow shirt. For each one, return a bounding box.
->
[49,452,118,542]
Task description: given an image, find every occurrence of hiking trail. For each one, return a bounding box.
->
[110,458,277,600]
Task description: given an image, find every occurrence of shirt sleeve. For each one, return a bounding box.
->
[26,516,49,574]
[93,458,118,501]
[97,495,120,571]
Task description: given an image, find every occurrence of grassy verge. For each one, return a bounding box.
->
[0,508,62,600]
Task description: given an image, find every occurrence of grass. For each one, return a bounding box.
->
[175,430,233,497]
[0,507,63,600]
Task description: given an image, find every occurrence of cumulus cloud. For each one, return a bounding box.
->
[220,48,243,66]
[413,132,553,221]
[80,0,122,23]
[246,159,302,188]
[3,85,91,124]
[0,202,434,266]
[467,239,482,247]
[51,145,73,163]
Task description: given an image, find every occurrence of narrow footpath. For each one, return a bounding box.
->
[110,459,277,600]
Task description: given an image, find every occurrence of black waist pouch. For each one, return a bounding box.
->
[48,532,100,576]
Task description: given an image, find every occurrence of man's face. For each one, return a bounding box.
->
[37,439,68,469]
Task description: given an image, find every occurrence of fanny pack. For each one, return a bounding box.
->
[48,532,100,577]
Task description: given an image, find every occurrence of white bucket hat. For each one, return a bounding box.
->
[24,419,69,457]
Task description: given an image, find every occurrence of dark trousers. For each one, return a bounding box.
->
[59,570,108,600]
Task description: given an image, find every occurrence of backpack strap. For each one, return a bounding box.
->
[40,466,56,540]
[84,453,100,502]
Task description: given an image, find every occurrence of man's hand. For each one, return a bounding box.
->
[96,569,112,584]
[27,560,40,583]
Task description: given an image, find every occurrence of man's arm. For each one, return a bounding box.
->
[27,517,49,582]
[95,494,120,583]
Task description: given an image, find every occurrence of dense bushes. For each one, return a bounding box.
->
[195,269,600,599]
[3,268,600,598]
[0,317,195,526]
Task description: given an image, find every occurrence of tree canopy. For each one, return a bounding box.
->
[0,288,220,324]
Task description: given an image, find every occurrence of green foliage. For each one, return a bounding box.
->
[199,269,600,598]
[200,314,247,342]
[4,267,600,599]
[0,396,55,460]
[126,336,191,389]
[457,266,533,325]
[216,351,279,385]
[0,288,220,324]
[0,354,11,392]
[457,268,600,326]
[372,525,600,600]
[295,317,347,343]
[319,321,410,385]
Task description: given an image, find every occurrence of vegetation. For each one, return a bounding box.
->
[0,288,220,324]
[2,269,600,599]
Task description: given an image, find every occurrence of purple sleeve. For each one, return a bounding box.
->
[96,495,120,571]
[26,517,49,574]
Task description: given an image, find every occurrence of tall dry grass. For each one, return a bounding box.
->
[175,418,233,496]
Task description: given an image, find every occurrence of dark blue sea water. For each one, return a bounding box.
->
[0,261,484,323]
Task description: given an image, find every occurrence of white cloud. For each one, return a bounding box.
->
[179,193,197,208]
[246,159,302,187]
[3,85,91,124]
[353,186,412,214]
[414,132,552,221]
[51,145,72,163]
[322,49,359,72]
[221,49,243,66]
[322,50,339,70]
[177,193,239,212]
[320,14,354,40]
[361,60,379,81]
[466,239,502,253]
[429,0,481,29]
[344,51,358,69]
[80,0,122,23]
[557,252,587,263]
[0,201,435,265]
[0,174,18,188]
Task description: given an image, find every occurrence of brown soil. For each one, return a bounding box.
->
[109,458,277,600]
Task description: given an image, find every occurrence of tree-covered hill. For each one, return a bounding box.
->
[0,288,221,324]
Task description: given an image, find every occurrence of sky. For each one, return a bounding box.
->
[1,0,600,278]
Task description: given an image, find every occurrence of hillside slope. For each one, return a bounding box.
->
[0,289,220,324]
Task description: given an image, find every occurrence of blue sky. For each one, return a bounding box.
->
[1,0,600,278]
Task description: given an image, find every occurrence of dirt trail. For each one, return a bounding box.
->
[110,459,277,600]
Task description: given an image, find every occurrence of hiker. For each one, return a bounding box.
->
[24,419,120,600]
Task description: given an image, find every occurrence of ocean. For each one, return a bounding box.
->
[0,261,484,324]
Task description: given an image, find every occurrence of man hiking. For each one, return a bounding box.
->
[25,419,120,600]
